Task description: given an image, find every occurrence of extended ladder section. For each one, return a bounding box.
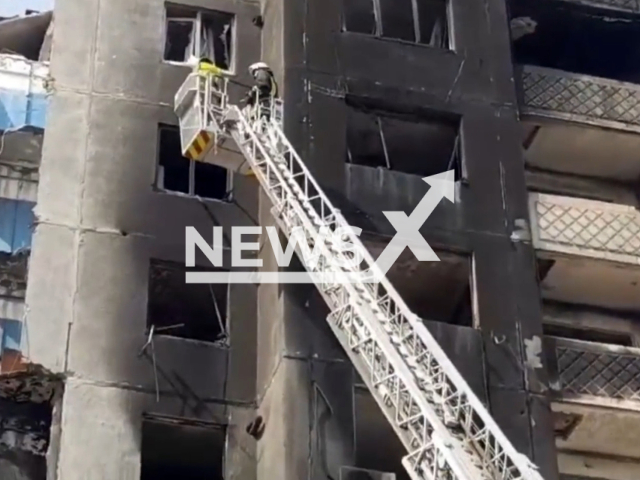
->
[174,73,546,480]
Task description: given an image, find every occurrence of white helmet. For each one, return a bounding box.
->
[248,62,270,75]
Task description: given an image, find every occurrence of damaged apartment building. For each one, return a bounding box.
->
[1,0,640,479]
[0,7,58,480]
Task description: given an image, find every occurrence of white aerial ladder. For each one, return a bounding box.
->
[174,71,546,480]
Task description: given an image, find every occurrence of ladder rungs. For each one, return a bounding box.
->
[203,101,544,480]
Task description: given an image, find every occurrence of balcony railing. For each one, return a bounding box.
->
[559,0,640,13]
[529,192,640,265]
[547,336,640,409]
[518,65,640,131]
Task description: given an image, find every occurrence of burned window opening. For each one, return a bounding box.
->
[346,105,461,180]
[354,387,409,480]
[147,260,229,344]
[510,0,640,84]
[164,5,234,71]
[141,416,226,480]
[156,124,229,201]
[344,0,449,49]
[543,323,633,347]
[378,247,472,326]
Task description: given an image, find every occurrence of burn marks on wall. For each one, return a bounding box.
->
[510,0,640,83]
[0,370,59,480]
[345,103,461,179]
[147,260,228,344]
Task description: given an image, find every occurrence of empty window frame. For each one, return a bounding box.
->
[141,416,226,480]
[511,0,640,83]
[156,124,229,201]
[344,0,449,49]
[346,106,461,179]
[354,387,409,480]
[147,260,228,343]
[164,4,235,71]
[382,248,472,326]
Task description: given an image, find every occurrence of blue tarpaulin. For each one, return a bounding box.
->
[0,88,46,130]
[0,319,22,353]
[0,198,35,253]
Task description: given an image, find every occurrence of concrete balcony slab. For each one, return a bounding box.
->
[546,336,640,461]
[519,65,640,131]
[530,193,640,265]
[518,65,640,181]
[530,193,640,310]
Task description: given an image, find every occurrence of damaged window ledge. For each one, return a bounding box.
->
[146,329,230,349]
[341,30,457,54]
[152,186,231,205]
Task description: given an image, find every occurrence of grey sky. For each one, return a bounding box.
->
[0,0,53,16]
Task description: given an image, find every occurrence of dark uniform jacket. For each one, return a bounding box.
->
[250,69,278,103]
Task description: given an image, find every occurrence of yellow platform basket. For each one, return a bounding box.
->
[174,72,252,175]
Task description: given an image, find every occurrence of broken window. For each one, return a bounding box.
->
[543,323,633,347]
[141,416,225,480]
[511,0,640,83]
[164,4,234,71]
[156,124,229,201]
[343,0,449,49]
[147,260,228,343]
[346,105,462,179]
[0,198,34,254]
[0,318,24,373]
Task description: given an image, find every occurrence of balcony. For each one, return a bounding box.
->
[511,0,640,181]
[548,337,640,408]
[519,65,640,131]
[518,65,640,181]
[546,336,640,462]
[0,54,48,205]
[529,193,640,311]
[529,193,640,265]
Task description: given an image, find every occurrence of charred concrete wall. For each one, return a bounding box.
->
[0,397,50,480]
[0,373,59,480]
[257,0,559,479]
[24,0,262,478]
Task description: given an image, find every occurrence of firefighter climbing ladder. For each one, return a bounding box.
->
[175,73,546,480]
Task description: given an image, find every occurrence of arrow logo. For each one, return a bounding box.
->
[374,170,455,275]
